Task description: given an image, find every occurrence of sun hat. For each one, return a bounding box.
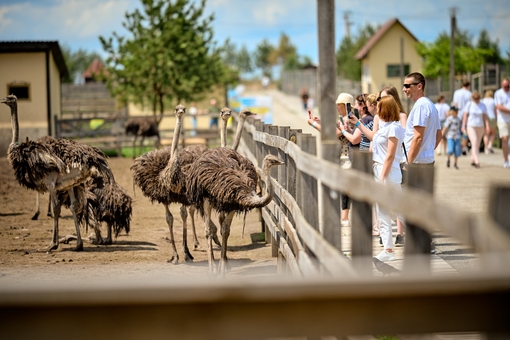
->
[336,93,354,105]
[450,105,459,111]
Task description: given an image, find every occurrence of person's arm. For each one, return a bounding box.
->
[338,123,362,144]
[484,113,490,135]
[347,115,376,140]
[307,111,322,131]
[496,104,510,114]
[408,126,425,164]
[399,113,407,127]
[380,136,398,182]
[461,110,469,134]
[435,129,442,149]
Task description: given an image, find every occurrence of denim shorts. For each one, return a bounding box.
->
[447,138,461,157]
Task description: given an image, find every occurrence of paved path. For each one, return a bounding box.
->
[247,88,510,275]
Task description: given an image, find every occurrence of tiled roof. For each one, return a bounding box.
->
[354,18,419,60]
[82,58,108,79]
[0,40,69,78]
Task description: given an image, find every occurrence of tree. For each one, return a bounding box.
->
[60,44,103,83]
[254,39,275,77]
[476,29,503,65]
[336,24,378,81]
[100,0,227,121]
[415,29,491,78]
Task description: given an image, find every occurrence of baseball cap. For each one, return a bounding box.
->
[450,105,459,111]
[336,93,354,105]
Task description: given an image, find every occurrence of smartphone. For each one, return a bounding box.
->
[308,110,312,119]
[353,108,359,119]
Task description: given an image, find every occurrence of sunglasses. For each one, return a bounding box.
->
[403,82,421,89]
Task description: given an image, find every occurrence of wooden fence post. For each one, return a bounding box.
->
[351,150,374,275]
[321,143,342,251]
[287,129,301,202]
[488,184,510,234]
[403,164,434,275]
[297,134,319,232]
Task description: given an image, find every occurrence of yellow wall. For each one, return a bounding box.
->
[361,23,423,95]
[48,51,62,136]
[0,52,47,128]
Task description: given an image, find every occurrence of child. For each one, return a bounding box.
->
[442,106,462,169]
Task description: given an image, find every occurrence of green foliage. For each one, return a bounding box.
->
[60,44,103,83]
[336,24,378,81]
[476,29,503,65]
[415,30,491,78]
[100,0,230,120]
[254,39,275,77]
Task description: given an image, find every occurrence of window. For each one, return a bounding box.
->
[7,84,30,100]
[387,64,410,78]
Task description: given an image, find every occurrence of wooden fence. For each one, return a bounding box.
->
[1,115,510,339]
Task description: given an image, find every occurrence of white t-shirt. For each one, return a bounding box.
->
[189,106,198,116]
[404,96,441,164]
[481,97,496,120]
[464,101,487,128]
[435,102,450,121]
[372,120,405,169]
[453,88,472,121]
[494,88,510,124]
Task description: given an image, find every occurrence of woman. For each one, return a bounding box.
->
[339,93,374,151]
[481,89,497,154]
[346,96,405,262]
[462,91,490,168]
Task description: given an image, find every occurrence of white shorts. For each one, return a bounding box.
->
[497,121,510,138]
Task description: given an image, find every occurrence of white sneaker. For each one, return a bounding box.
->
[504,162,510,168]
[376,250,396,262]
[341,220,350,227]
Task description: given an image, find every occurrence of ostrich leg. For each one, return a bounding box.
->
[203,199,216,274]
[46,199,52,217]
[40,191,61,252]
[104,222,113,245]
[218,211,235,276]
[180,205,194,262]
[68,187,84,251]
[31,192,41,220]
[188,206,201,250]
[132,135,138,159]
[165,204,179,264]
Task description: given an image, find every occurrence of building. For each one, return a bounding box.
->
[0,41,68,154]
[82,58,108,83]
[355,18,423,95]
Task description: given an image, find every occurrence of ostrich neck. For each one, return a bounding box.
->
[220,117,228,148]
[10,103,19,145]
[231,115,246,151]
[170,116,182,157]
[248,167,274,208]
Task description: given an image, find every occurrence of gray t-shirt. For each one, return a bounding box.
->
[443,115,461,140]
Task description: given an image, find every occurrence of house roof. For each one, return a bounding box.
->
[82,58,108,79]
[0,40,69,78]
[354,18,419,60]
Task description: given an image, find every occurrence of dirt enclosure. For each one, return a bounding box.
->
[0,157,276,283]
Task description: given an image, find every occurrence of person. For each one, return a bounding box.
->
[189,102,198,136]
[308,92,354,227]
[338,93,373,152]
[481,89,497,154]
[402,72,442,166]
[307,95,315,115]
[494,78,510,168]
[300,87,310,112]
[461,91,490,168]
[442,106,462,169]
[261,76,270,89]
[435,95,450,155]
[208,98,221,129]
[350,96,405,261]
[453,80,472,155]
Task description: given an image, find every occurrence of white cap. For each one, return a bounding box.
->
[335,93,354,105]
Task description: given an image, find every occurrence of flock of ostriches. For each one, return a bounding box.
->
[1,94,284,276]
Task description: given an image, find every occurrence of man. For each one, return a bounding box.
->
[208,98,221,129]
[402,72,442,165]
[453,80,472,155]
[494,78,510,168]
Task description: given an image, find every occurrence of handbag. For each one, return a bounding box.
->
[401,143,408,186]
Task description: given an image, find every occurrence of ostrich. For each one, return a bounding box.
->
[130,105,229,263]
[187,117,284,275]
[1,94,114,252]
[31,136,59,220]
[125,117,161,158]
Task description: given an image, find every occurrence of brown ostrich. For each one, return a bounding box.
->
[1,94,114,252]
[187,117,284,275]
[125,116,161,158]
[130,105,230,263]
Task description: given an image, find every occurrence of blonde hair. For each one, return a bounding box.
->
[365,94,377,106]
[379,85,406,114]
[485,89,494,98]
[472,90,481,100]
[377,96,400,122]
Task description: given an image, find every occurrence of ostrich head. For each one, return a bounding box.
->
[220,107,232,122]
[0,94,17,108]
[239,109,256,119]
[262,154,284,171]
[174,104,186,118]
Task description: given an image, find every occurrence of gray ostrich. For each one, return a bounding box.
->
[187,119,284,275]
[1,94,114,252]
[125,116,161,158]
[131,105,229,264]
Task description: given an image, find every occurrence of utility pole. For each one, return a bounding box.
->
[343,11,352,40]
[449,7,458,103]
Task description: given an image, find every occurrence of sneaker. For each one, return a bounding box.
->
[341,219,350,227]
[504,162,510,169]
[395,234,404,247]
[454,164,459,169]
[376,250,396,262]
[489,148,494,154]
[379,237,382,246]
[446,159,450,168]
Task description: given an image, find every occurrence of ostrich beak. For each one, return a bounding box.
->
[0,98,6,104]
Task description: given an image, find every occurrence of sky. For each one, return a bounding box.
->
[1,0,509,67]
